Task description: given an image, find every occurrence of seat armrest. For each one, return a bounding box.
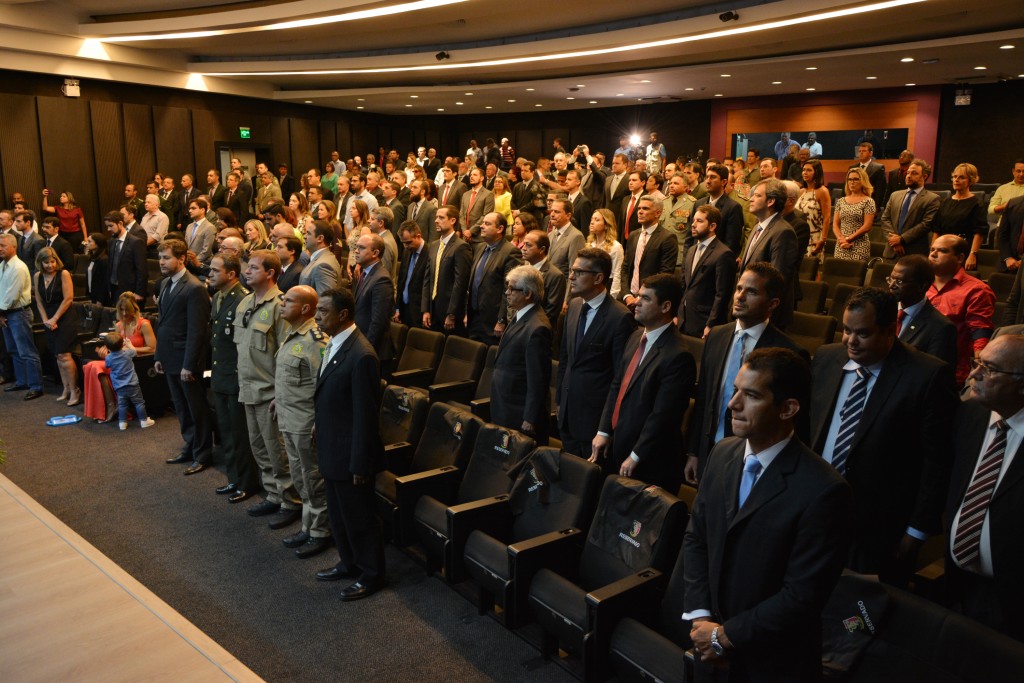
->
[470,397,491,422]
[509,528,584,587]
[383,442,415,475]
[394,466,462,545]
[429,379,478,406]
[390,367,434,387]
[445,495,512,582]
[585,569,666,679]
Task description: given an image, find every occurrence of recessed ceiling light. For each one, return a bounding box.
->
[437,108,444,111]
[684,87,694,91]
[576,84,585,87]
[921,58,939,64]
[356,106,364,109]
[405,104,413,107]
[526,88,535,91]
[806,87,816,91]
[455,101,463,105]
[905,83,916,86]
[464,92,473,95]
[616,93,625,97]
[974,66,987,70]
[805,66,818,70]
[866,76,877,80]
[640,79,651,83]
[566,96,575,100]
[589,100,597,104]
[1000,45,1015,50]
[485,105,492,109]
[721,74,731,77]
[900,57,914,62]
[771,81,782,85]
[357,98,365,101]
[410,95,418,98]
[714,94,723,97]
[304,100,313,103]
[535,104,543,107]
[507,99,516,102]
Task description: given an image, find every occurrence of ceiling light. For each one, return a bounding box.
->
[905,83,916,86]
[507,99,516,102]
[685,87,694,91]
[455,101,463,105]
[866,76,877,80]
[410,95,418,98]
[640,79,652,83]
[437,108,444,111]
[485,105,492,109]
[526,88,535,91]
[96,0,469,42]
[464,92,473,95]
[900,57,914,62]
[304,100,312,103]
[576,84,585,87]
[357,98,365,101]
[805,66,818,71]
[714,94,723,97]
[921,58,939,64]
[806,87,816,91]
[771,81,782,84]
[616,93,625,97]
[974,66,987,70]
[566,96,575,100]
[589,100,597,104]
[1000,45,1015,50]
[721,74,731,77]
[356,106,364,109]
[535,104,543,107]
[202,0,929,77]
[405,104,413,107]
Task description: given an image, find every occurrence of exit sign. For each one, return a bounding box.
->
[239,127,251,139]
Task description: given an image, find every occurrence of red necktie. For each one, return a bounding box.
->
[624,196,638,239]
[442,184,451,205]
[896,309,907,336]
[467,189,477,216]
[611,334,647,429]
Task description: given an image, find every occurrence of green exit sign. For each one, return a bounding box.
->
[239,127,251,139]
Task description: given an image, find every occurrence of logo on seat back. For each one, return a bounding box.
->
[527,466,544,493]
[618,520,642,548]
[495,431,512,455]
[842,601,877,634]
[399,391,410,413]
[452,420,463,440]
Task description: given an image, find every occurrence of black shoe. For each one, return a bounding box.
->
[295,536,333,559]
[247,500,281,517]
[4,384,28,392]
[267,507,301,530]
[184,462,207,475]
[228,490,254,504]
[340,579,384,601]
[282,531,310,548]
[215,483,237,495]
[316,565,359,582]
[24,390,43,401]
[165,454,191,465]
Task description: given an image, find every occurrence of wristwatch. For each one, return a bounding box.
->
[710,627,724,657]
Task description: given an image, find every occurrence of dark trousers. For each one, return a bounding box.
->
[166,372,213,464]
[213,389,261,492]
[467,311,498,347]
[559,435,590,461]
[398,302,421,329]
[324,477,385,584]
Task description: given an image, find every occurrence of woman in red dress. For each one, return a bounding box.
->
[41,189,88,252]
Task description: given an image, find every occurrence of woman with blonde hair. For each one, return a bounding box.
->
[34,247,79,404]
[346,199,371,278]
[832,166,876,262]
[492,175,513,224]
[82,291,157,422]
[243,219,271,254]
[934,162,988,271]
[586,209,624,299]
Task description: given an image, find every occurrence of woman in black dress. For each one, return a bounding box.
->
[934,162,988,272]
[85,232,111,306]
[34,247,80,405]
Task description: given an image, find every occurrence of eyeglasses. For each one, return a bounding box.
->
[504,284,526,293]
[969,358,1024,379]
[885,276,907,286]
[569,268,599,277]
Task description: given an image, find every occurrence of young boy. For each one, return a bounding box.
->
[97,332,156,431]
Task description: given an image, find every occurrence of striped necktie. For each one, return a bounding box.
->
[831,367,871,475]
[951,420,1009,569]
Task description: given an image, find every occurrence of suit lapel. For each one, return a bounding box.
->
[851,347,906,452]
[497,306,531,358]
[728,442,795,531]
[813,350,847,447]
[624,329,665,396]
[993,435,1024,502]
[317,333,353,391]
[578,296,610,350]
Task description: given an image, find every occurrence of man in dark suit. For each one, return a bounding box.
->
[884,149,914,206]
[878,159,940,259]
[407,180,438,242]
[685,263,809,485]
[225,171,252,224]
[380,181,407,242]
[103,211,147,303]
[423,148,442,181]
[557,247,635,457]
[945,334,1024,642]
[511,162,545,225]
[618,171,646,240]
[684,348,854,681]
[421,205,472,335]
[490,265,553,443]
[740,179,800,330]
[621,197,679,308]
[313,287,386,600]
[1004,265,1024,326]
[889,254,957,368]
[997,194,1024,273]
[810,287,957,585]
[158,176,181,229]
[275,235,305,293]
[154,239,213,475]
[436,161,467,211]
[849,142,887,211]
[39,218,75,270]
[395,222,427,328]
[603,153,631,220]
[176,174,200,231]
[691,164,745,254]
[467,213,522,345]
[518,230,567,328]
[565,169,593,234]
[352,233,395,374]
[13,211,45,277]
[680,205,736,339]
[277,163,297,201]
[591,274,696,493]
[206,169,227,212]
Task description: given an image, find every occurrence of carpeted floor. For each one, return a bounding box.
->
[0,381,575,683]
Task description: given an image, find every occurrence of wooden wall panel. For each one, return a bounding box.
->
[191,109,225,178]
[390,127,414,157]
[123,103,156,189]
[543,129,571,157]
[0,95,44,214]
[289,118,318,177]
[515,129,542,161]
[37,96,99,226]
[319,120,336,163]
[270,116,290,171]
[350,122,376,162]
[336,120,352,159]
[153,106,194,181]
[89,100,127,216]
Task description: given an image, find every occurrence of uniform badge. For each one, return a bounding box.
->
[259,308,270,321]
[291,343,303,355]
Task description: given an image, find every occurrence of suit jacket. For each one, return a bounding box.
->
[944,398,1024,640]
[314,327,383,480]
[207,184,227,212]
[410,200,438,242]
[810,341,956,576]
[619,193,644,239]
[490,304,552,441]
[679,238,736,338]
[603,172,631,219]
[225,185,252,224]
[396,244,427,327]
[512,179,545,224]
[385,198,407,239]
[299,248,343,297]
[44,235,75,273]
[159,191,180,228]
[255,182,282,215]
[877,187,941,258]
[17,231,45,276]
[459,186,495,239]
[1004,266,1024,326]
[693,194,745,254]
[154,270,210,375]
[209,281,248,393]
[420,233,472,331]
[183,218,217,266]
[278,174,297,202]
[468,240,522,341]
[125,221,148,244]
[423,157,442,181]
[740,213,801,329]
[900,298,957,368]
[277,260,304,292]
[176,187,200,229]
[684,437,853,682]
[885,167,907,206]
[850,161,887,211]
[353,263,395,362]
[598,326,696,492]
[620,225,679,299]
[569,193,593,236]
[108,232,148,298]
[688,322,809,477]
[997,195,1024,271]
[437,179,467,211]
[547,224,585,282]
[556,294,635,450]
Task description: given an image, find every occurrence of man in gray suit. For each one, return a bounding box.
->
[182,197,217,267]
[546,198,585,293]
[408,179,438,242]
[878,159,940,259]
[300,221,344,297]
[739,179,800,330]
[459,167,495,243]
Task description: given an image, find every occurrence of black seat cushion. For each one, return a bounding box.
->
[609,617,687,683]
[529,567,588,654]
[463,529,511,598]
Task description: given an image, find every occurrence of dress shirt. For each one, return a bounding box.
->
[141,211,169,243]
[949,407,1024,577]
[321,324,355,374]
[0,256,32,311]
[720,320,768,395]
[927,269,995,384]
[163,267,187,297]
[609,172,627,198]
[578,290,608,337]
[896,298,927,338]
[691,235,716,274]
[513,302,536,323]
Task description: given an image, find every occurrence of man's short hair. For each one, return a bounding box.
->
[748,148,761,158]
[695,204,722,226]
[895,254,933,288]
[214,252,242,277]
[860,141,874,153]
[491,212,508,232]
[191,197,209,212]
[311,220,335,246]
[364,232,385,259]
[322,287,355,318]
[909,159,932,180]
[632,170,649,184]
[520,160,536,172]
[0,233,15,249]
[744,262,786,301]
[399,220,421,237]
[945,235,969,259]
[846,287,898,329]
[277,236,302,259]
[208,169,221,180]
[104,210,124,225]
[249,249,281,279]
[708,163,730,180]
[373,206,394,230]
[552,198,573,214]
[527,229,550,254]
[575,246,612,282]
[158,238,187,258]
[743,347,811,409]
[760,179,788,214]
[507,264,544,301]
[16,209,36,224]
[641,273,683,312]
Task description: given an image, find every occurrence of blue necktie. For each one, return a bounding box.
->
[575,303,592,350]
[716,331,747,442]
[738,455,762,508]
[831,367,871,475]
[403,250,418,304]
[897,189,916,233]
[471,245,494,309]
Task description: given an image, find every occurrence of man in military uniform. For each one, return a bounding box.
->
[272,285,332,558]
[208,253,261,504]
[661,173,697,269]
[234,249,303,530]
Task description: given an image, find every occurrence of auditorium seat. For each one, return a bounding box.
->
[375,402,483,546]
[389,327,445,388]
[412,424,535,581]
[679,336,704,378]
[865,261,894,289]
[797,280,828,314]
[799,256,820,281]
[413,335,488,405]
[463,449,603,628]
[390,321,409,362]
[822,257,868,289]
[869,241,886,260]
[788,312,838,358]
[987,272,1015,302]
[827,283,859,323]
[526,476,688,682]
[449,345,497,421]
[379,385,430,470]
[971,249,999,281]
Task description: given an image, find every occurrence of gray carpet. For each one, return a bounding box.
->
[1,382,575,683]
